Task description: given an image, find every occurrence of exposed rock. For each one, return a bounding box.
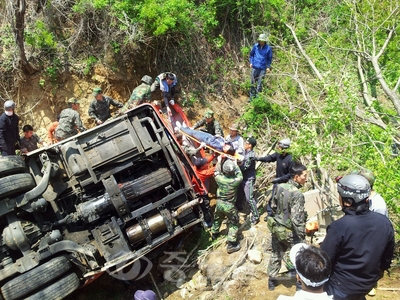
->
[247,249,263,264]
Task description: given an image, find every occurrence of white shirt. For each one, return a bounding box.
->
[369,191,388,217]
[277,290,333,300]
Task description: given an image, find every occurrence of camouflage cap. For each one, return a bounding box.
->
[92,87,103,96]
[351,169,376,186]
[67,97,80,104]
[204,110,214,118]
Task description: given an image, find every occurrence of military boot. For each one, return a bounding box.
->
[227,242,241,254]
[268,278,278,291]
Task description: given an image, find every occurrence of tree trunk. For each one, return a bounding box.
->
[14,0,38,75]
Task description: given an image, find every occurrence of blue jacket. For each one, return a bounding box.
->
[321,208,394,295]
[249,43,273,70]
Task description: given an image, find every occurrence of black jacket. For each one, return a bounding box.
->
[0,112,19,154]
[257,152,293,183]
[321,208,394,295]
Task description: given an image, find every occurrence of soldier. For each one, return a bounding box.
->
[253,138,294,220]
[151,72,178,116]
[0,100,19,156]
[211,157,243,254]
[192,110,224,137]
[225,123,244,155]
[267,162,308,291]
[20,124,43,153]
[237,137,259,225]
[120,75,153,114]
[88,87,123,125]
[55,98,86,141]
[321,174,394,300]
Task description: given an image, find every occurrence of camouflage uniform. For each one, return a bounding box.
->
[120,83,152,113]
[193,118,224,136]
[55,108,86,141]
[267,179,306,277]
[211,161,243,243]
[20,133,42,153]
[88,96,123,123]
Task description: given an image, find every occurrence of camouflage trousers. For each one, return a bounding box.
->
[267,233,299,277]
[211,200,239,243]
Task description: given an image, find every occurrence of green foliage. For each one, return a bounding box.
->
[45,58,62,83]
[83,56,98,76]
[25,20,57,51]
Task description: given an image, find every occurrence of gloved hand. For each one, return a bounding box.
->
[169,99,175,105]
[272,177,284,184]
[96,119,103,125]
[167,106,172,116]
[200,142,206,148]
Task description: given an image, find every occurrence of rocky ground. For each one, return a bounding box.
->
[66,211,400,300]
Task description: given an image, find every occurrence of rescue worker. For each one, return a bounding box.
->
[192,110,224,137]
[253,138,294,220]
[321,174,394,300]
[0,100,19,156]
[55,98,86,141]
[225,123,244,155]
[151,72,178,116]
[277,243,333,300]
[20,124,43,153]
[237,137,259,225]
[267,162,308,291]
[88,87,123,125]
[211,157,243,254]
[120,75,153,113]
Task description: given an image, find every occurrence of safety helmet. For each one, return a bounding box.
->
[141,75,153,85]
[278,138,291,149]
[337,174,371,203]
[4,100,16,110]
[222,160,236,177]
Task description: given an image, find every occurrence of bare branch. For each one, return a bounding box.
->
[285,23,323,81]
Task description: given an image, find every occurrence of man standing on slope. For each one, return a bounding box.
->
[249,33,273,101]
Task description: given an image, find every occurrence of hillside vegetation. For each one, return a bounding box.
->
[0,0,399,232]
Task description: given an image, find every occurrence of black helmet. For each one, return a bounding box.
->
[337,174,371,203]
[141,75,153,85]
[4,100,16,110]
[222,160,236,177]
[278,138,291,149]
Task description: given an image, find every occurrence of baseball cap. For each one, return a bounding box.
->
[204,110,214,118]
[290,243,329,287]
[92,87,103,96]
[134,290,156,300]
[246,137,257,147]
[67,97,80,104]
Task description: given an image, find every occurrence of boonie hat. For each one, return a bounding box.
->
[204,110,214,118]
[67,97,80,104]
[229,124,239,131]
[92,87,103,96]
[258,33,268,42]
[134,290,156,300]
[246,137,257,147]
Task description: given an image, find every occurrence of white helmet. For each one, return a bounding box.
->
[4,100,16,110]
[278,138,291,149]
